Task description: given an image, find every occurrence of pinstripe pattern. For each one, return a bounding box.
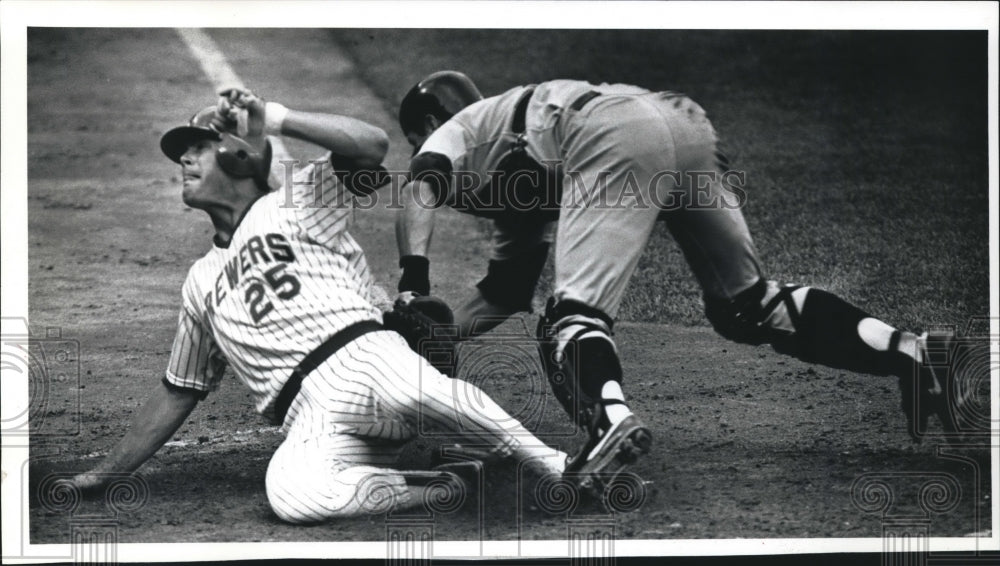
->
[165,153,380,418]
[267,330,562,522]
[164,152,563,521]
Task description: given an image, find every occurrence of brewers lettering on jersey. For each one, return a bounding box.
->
[70,88,566,523]
[395,72,977,493]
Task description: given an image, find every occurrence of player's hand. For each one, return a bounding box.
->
[63,472,105,495]
[217,87,267,145]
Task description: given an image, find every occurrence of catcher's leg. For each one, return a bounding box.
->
[460,215,553,338]
[664,176,956,440]
[650,93,960,442]
[548,95,683,491]
[536,298,652,493]
[703,279,960,441]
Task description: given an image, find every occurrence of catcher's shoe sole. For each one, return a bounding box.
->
[570,415,652,493]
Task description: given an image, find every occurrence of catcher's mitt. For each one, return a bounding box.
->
[382,295,459,376]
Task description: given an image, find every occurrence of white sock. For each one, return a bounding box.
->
[857,318,921,362]
[601,381,632,427]
[899,333,921,363]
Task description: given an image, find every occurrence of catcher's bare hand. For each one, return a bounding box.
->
[395,291,420,307]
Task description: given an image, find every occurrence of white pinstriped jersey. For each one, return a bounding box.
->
[165,153,381,420]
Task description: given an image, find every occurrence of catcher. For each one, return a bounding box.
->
[394,71,976,492]
[68,88,566,522]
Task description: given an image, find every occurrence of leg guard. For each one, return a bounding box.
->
[705,278,909,376]
[537,298,653,493]
[536,298,622,428]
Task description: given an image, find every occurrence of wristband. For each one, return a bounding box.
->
[398,255,430,296]
[264,101,289,135]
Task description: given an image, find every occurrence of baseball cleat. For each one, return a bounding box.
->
[898,331,949,441]
[896,330,990,445]
[565,414,652,493]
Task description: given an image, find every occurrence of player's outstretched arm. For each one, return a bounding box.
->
[277,109,388,169]
[71,380,200,491]
[395,179,439,297]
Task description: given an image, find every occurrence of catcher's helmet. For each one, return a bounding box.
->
[399,71,483,136]
[160,106,271,182]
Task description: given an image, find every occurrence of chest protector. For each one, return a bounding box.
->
[461,87,562,221]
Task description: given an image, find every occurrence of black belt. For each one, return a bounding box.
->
[271,320,383,425]
[511,88,602,135]
[571,90,601,111]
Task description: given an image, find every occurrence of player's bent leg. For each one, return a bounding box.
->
[536,298,652,492]
[350,331,568,477]
[265,435,415,523]
[703,278,956,441]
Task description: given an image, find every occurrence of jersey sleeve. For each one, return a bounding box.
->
[289,152,357,248]
[412,121,470,203]
[164,275,227,394]
[419,121,468,167]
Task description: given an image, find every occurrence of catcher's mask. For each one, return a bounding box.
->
[399,71,484,138]
[160,106,271,184]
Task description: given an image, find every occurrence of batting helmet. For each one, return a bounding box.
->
[160,106,271,183]
[399,71,484,137]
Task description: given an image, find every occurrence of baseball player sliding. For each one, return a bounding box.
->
[70,88,565,522]
[395,71,970,492]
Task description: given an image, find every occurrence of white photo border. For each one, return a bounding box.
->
[1,1,997,563]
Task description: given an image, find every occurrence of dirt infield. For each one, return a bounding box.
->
[23,27,992,548]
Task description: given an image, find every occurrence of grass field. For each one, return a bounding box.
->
[337,30,990,329]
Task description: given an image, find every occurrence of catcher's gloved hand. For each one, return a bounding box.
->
[383,294,459,376]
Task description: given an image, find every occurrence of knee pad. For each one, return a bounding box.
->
[705,279,897,375]
[704,279,807,349]
[536,299,622,420]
